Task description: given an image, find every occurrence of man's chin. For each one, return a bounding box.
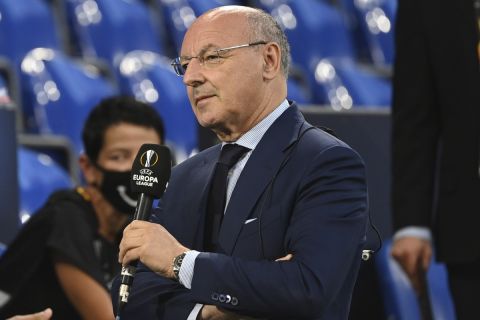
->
[198,117,218,129]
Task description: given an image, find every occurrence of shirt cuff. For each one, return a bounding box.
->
[186,303,203,320]
[393,226,432,242]
[179,250,200,289]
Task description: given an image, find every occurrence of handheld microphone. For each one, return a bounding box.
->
[117,144,171,314]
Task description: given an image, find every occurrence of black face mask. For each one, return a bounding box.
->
[95,165,137,215]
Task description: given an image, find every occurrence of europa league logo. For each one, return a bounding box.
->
[140,150,159,168]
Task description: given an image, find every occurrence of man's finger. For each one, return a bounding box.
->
[399,251,419,277]
[118,231,144,263]
[121,247,142,266]
[7,308,53,320]
[421,247,432,270]
[275,253,293,261]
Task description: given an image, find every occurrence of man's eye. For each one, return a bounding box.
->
[181,62,189,71]
[204,54,221,62]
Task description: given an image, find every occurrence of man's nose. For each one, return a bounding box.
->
[183,58,205,87]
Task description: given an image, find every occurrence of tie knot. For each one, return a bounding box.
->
[218,144,250,169]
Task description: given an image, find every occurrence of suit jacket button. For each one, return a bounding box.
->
[219,294,226,303]
[211,292,219,301]
[225,294,231,303]
[231,296,238,306]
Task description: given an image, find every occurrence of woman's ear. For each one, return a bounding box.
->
[79,154,98,186]
[262,42,282,80]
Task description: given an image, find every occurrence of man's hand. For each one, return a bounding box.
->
[118,220,188,279]
[7,308,53,320]
[198,305,257,320]
[391,237,432,293]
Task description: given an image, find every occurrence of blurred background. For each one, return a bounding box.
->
[0,0,443,319]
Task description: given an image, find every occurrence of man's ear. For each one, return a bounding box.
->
[262,42,282,80]
[79,154,97,186]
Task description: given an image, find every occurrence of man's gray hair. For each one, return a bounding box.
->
[245,9,291,78]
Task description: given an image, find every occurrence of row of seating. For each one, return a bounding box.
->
[0,1,395,163]
[254,0,394,108]
[0,0,199,162]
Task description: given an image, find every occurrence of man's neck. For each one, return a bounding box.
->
[215,96,287,142]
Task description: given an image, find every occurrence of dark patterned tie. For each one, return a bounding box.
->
[204,144,250,251]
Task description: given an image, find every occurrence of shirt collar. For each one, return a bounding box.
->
[223,99,290,151]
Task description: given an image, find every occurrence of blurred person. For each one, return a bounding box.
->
[390,0,480,318]
[0,96,164,319]
[115,6,368,320]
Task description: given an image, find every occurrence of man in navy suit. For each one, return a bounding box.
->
[116,6,368,319]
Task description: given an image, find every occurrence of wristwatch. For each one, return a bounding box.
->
[172,252,187,281]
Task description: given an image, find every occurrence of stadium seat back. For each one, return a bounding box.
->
[65,0,163,66]
[287,77,312,105]
[0,75,8,101]
[18,147,73,224]
[118,51,197,161]
[159,0,237,54]
[20,48,117,153]
[375,239,456,320]
[0,0,60,65]
[340,0,396,67]
[309,58,391,107]
[158,0,195,53]
[256,0,356,70]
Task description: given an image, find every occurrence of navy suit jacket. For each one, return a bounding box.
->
[113,104,368,319]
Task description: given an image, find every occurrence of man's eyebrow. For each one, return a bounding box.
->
[180,43,219,60]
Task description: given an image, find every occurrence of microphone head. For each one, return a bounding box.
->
[130,144,171,198]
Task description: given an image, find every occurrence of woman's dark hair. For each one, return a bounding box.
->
[82,96,165,162]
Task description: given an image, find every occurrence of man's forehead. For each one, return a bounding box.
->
[181,14,248,55]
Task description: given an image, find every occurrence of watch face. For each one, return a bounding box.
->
[173,252,186,281]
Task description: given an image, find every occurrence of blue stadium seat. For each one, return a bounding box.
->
[255,0,391,107]
[64,0,164,67]
[0,243,5,257]
[187,0,238,18]
[375,239,456,320]
[159,0,238,54]
[255,0,357,66]
[426,257,457,320]
[0,0,117,153]
[17,147,73,224]
[287,77,312,106]
[20,48,116,154]
[158,0,194,53]
[118,51,197,161]
[0,0,61,66]
[340,0,397,68]
[312,58,391,108]
[0,74,9,103]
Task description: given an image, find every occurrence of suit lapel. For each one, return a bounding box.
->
[217,105,306,254]
[175,146,220,249]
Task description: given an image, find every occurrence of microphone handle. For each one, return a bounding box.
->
[133,193,154,221]
[118,193,154,314]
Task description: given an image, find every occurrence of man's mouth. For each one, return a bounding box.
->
[195,95,214,105]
